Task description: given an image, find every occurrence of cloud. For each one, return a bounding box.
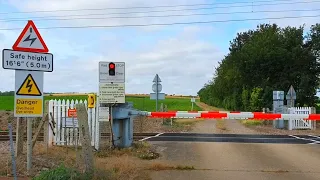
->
[42,26,223,95]
[0,20,222,96]
[3,0,318,96]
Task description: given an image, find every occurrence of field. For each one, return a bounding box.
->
[0,95,201,112]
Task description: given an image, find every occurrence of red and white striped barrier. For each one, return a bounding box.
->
[146,112,320,120]
[167,111,257,113]
[159,111,259,118]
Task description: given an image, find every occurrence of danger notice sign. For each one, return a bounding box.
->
[14,70,43,117]
[14,98,43,116]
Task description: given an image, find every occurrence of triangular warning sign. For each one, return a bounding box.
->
[12,20,49,53]
[16,74,42,96]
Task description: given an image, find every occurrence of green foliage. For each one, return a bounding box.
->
[0,95,201,111]
[198,23,320,111]
[32,164,90,180]
[0,91,14,96]
[249,87,263,112]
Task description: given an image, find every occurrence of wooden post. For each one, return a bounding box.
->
[27,118,32,173]
[43,101,49,152]
[76,103,94,176]
[15,117,24,157]
[32,114,48,148]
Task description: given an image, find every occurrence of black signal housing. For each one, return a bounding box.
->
[109,62,115,76]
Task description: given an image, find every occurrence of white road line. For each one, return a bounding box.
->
[308,135,320,139]
[139,133,164,142]
[289,135,320,144]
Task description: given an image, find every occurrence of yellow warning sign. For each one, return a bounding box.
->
[15,98,43,115]
[16,74,42,96]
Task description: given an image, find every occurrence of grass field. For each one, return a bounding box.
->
[0,95,201,112]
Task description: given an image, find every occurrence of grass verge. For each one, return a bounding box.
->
[3,141,161,180]
[0,95,201,112]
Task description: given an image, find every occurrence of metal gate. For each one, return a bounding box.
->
[288,107,315,130]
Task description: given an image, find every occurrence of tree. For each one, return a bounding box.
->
[198,23,320,111]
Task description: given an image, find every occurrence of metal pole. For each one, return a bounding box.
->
[109,106,114,148]
[27,118,32,173]
[8,123,17,180]
[191,102,194,111]
[89,108,94,146]
[156,75,158,112]
[72,115,78,167]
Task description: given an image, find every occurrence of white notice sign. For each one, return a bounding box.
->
[99,107,110,121]
[2,49,53,72]
[99,83,125,103]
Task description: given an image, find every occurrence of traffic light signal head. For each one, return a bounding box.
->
[109,62,115,76]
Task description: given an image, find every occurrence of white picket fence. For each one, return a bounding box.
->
[48,99,100,149]
[288,107,316,130]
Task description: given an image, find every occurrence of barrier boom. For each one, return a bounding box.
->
[146,112,320,120]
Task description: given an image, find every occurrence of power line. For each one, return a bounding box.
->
[0,8,319,22]
[1,0,320,20]
[0,0,319,16]
[0,14,318,31]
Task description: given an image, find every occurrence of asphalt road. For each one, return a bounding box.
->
[144,133,320,145]
[144,133,320,180]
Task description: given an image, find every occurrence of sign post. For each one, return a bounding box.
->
[191,97,196,111]
[150,74,165,111]
[98,61,125,147]
[273,91,285,129]
[286,85,296,108]
[2,20,53,173]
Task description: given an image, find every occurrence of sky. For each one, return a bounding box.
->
[0,0,319,96]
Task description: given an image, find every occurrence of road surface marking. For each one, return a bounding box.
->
[289,135,320,144]
[139,132,164,141]
[308,135,320,139]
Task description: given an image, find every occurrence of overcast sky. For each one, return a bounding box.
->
[0,0,319,96]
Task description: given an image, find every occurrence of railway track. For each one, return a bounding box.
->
[0,132,158,142]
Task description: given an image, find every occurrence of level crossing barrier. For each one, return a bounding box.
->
[47,99,319,149]
[146,111,320,120]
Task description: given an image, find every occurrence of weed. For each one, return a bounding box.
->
[241,120,264,126]
[137,151,160,160]
[32,164,85,180]
[95,142,160,160]
[175,165,195,170]
[148,163,175,171]
[148,163,196,171]
[216,120,227,130]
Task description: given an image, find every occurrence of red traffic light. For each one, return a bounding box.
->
[109,62,115,76]
[109,63,115,69]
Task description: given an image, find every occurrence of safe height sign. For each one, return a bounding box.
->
[2,20,54,117]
